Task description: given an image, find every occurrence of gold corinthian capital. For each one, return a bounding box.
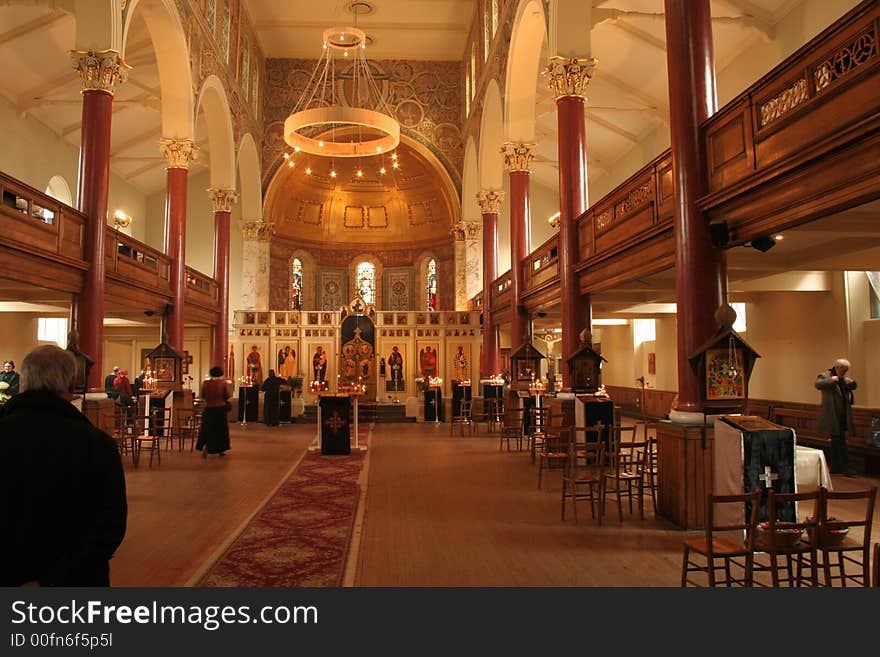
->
[69,50,130,96]
[543,56,598,100]
[501,143,536,173]
[208,188,239,213]
[476,189,504,214]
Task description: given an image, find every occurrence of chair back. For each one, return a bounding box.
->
[819,486,876,549]
[705,490,762,557]
[758,489,822,552]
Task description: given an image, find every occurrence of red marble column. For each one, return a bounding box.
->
[503,143,534,352]
[545,56,598,388]
[159,138,196,357]
[209,188,237,373]
[478,189,504,377]
[71,51,128,391]
[664,0,726,416]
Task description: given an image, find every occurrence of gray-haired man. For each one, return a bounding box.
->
[815,358,857,476]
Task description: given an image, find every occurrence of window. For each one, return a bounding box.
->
[491,0,499,39]
[426,258,437,311]
[868,272,880,318]
[632,318,656,347]
[38,317,68,348]
[731,302,747,332]
[465,70,471,117]
[356,261,376,305]
[483,2,490,62]
[470,47,477,101]
[290,258,303,310]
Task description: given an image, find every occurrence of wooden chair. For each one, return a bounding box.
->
[527,406,549,464]
[177,406,202,453]
[131,409,163,467]
[752,489,821,587]
[681,490,762,587]
[818,486,876,587]
[499,409,524,452]
[469,398,491,434]
[450,399,473,436]
[561,426,604,523]
[109,402,134,461]
[536,413,568,489]
[872,542,879,587]
[486,397,504,432]
[642,435,658,512]
[601,426,645,521]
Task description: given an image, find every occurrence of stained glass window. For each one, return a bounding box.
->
[290,258,303,310]
[356,261,376,305]
[206,0,216,31]
[491,0,499,39]
[426,258,437,311]
[220,0,231,65]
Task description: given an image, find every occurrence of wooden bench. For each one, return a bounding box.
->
[773,405,880,473]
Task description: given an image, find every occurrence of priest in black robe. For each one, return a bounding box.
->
[261,369,286,427]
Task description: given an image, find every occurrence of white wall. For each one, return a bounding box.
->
[0,95,147,234]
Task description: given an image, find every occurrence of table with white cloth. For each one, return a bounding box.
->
[795,445,833,492]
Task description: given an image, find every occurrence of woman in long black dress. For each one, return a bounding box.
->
[197,366,231,458]
[261,369,285,427]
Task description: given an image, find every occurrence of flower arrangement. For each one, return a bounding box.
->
[287,376,304,390]
[415,376,427,393]
[0,381,10,405]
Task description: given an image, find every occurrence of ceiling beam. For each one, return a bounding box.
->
[608,19,666,54]
[111,125,162,157]
[0,8,68,49]
[593,71,669,123]
[584,110,641,145]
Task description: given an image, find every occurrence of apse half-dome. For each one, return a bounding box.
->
[264,136,458,249]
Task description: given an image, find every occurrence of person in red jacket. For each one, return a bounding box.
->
[197,366,231,458]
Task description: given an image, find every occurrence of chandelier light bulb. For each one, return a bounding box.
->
[357,169,363,177]
[318,140,324,148]
[294,146,301,153]
[306,167,312,175]
[283,152,290,159]
[288,160,295,168]
[380,166,386,174]
[392,161,399,169]
[330,169,337,178]
[391,152,398,160]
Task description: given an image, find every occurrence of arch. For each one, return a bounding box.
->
[195,75,236,189]
[462,137,480,221]
[479,78,505,190]
[44,175,73,206]
[504,0,548,142]
[123,0,193,138]
[237,133,263,221]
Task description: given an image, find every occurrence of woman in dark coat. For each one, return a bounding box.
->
[261,369,285,427]
[197,366,231,458]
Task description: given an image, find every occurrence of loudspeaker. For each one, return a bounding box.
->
[164,303,175,316]
[709,220,730,247]
[751,235,776,253]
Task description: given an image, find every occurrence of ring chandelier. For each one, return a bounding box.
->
[283,26,400,159]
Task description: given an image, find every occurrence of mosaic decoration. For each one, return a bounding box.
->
[263,58,463,185]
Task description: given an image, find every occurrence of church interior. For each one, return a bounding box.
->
[0,0,878,587]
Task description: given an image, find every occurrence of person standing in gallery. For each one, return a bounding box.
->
[0,345,127,586]
[260,369,285,427]
[197,366,231,458]
[815,358,857,476]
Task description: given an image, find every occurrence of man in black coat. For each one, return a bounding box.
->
[0,345,127,586]
[104,365,119,399]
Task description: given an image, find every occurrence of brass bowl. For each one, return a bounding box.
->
[757,521,803,548]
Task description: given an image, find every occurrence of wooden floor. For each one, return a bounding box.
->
[110,418,879,587]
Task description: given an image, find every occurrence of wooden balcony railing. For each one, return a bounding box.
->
[106,227,171,294]
[185,266,219,307]
[489,272,512,308]
[700,1,880,239]
[522,234,559,295]
[0,171,86,267]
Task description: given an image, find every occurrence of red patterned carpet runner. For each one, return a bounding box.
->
[198,426,370,587]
